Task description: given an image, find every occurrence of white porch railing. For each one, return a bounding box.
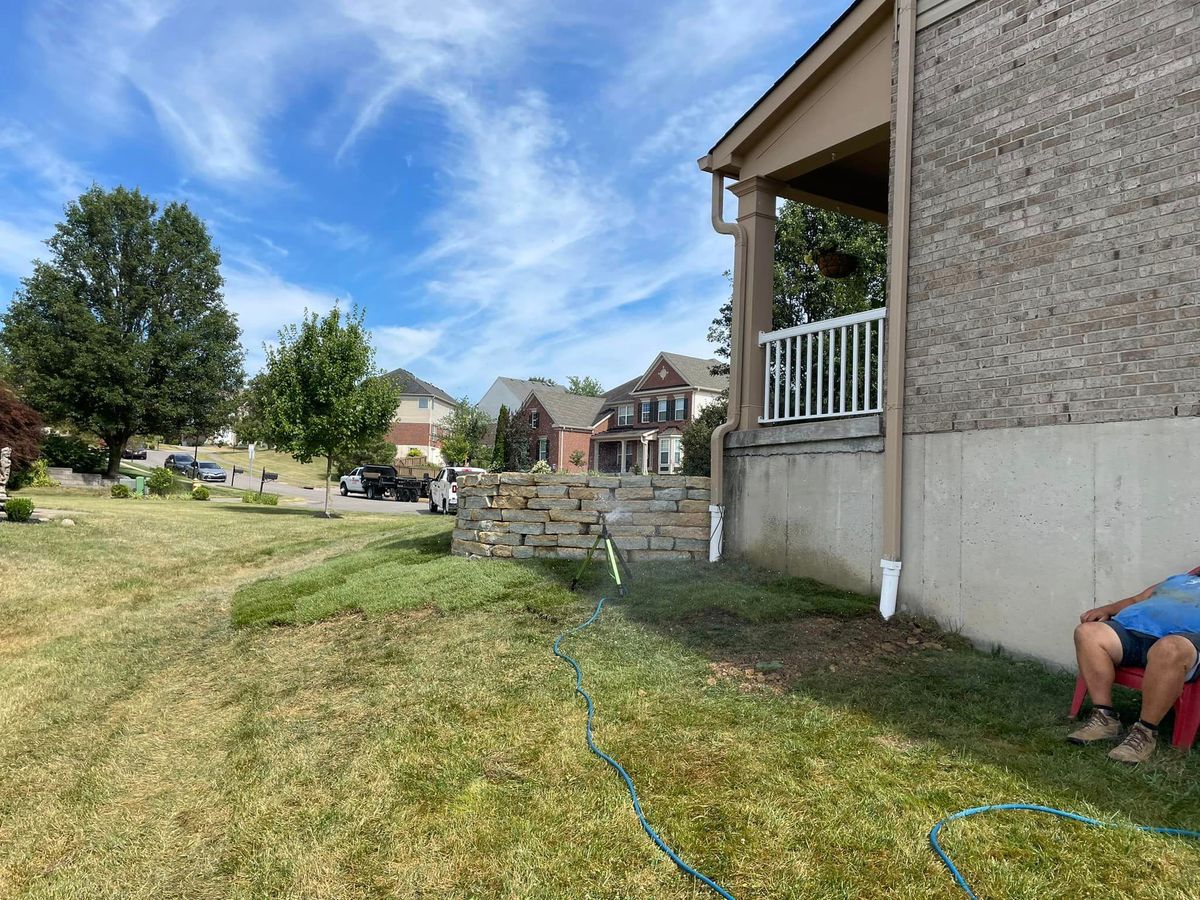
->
[758,307,886,424]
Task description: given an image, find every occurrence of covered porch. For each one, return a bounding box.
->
[593,432,654,475]
[698,0,917,608]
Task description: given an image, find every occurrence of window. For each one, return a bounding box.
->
[657,398,668,422]
[418,397,429,409]
[617,404,633,427]
[674,397,686,420]
[658,436,681,473]
[530,409,540,428]
[537,438,549,461]
[640,401,652,423]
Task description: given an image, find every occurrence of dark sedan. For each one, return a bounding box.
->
[164,453,196,474]
[122,445,148,460]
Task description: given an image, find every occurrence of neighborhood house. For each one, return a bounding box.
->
[700,0,1198,669]
[384,367,456,465]
[514,352,727,474]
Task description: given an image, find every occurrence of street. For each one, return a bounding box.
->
[139,449,435,517]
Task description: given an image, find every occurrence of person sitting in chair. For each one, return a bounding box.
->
[1069,566,1200,763]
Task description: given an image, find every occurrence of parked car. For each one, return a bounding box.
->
[121,445,148,460]
[190,461,228,483]
[428,466,486,515]
[164,453,196,474]
[339,465,422,502]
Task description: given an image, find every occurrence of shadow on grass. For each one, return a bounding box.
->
[214,504,326,517]
[552,557,1200,831]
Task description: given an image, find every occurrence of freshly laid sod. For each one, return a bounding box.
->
[1,492,1198,899]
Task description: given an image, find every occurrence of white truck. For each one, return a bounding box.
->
[428,466,486,514]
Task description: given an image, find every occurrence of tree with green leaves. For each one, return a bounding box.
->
[439,397,492,466]
[708,201,887,376]
[566,375,603,396]
[1,186,244,477]
[504,413,534,471]
[492,405,509,471]
[680,397,728,477]
[246,306,399,516]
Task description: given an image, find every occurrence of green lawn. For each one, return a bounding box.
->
[1,491,1198,899]
[161,443,332,487]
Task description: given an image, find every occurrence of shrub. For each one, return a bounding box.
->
[41,433,106,474]
[146,467,176,497]
[28,459,56,488]
[4,497,35,523]
[110,483,132,499]
[529,459,552,474]
[241,491,279,506]
[406,447,424,457]
[192,485,211,501]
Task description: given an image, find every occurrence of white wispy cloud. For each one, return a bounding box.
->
[220,265,342,372]
[0,218,50,282]
[371,325,443,373]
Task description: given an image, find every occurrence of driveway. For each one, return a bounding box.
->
[138,449,431,517]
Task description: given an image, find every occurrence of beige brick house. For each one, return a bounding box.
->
[384,368,456,465]
[700,0,1198,668]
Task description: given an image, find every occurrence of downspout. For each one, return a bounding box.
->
[707,172,748,563]
[880,0,917,618]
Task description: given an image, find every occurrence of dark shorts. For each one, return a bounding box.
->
[1105,621,1200,683]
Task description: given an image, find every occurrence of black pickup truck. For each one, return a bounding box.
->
[338,465,422,502]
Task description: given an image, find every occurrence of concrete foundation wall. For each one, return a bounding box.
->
[900,416,1200,668]
[723,418,884,596]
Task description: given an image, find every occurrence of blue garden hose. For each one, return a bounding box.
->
[555,595,1200,899]
[553,594,737,899]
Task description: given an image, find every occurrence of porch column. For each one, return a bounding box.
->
[729,176,780,430]
[641,438,648,474]
[620,439,627,474]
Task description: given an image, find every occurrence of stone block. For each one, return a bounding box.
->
[651,475,687,487]
[500,473,534,485]
[672,538,709,552]
[490,544,514,558]
[556,534,603,549]
[627,512,676,527]
[480,531,523,546]
[505,522,545,535]
[548,509,600,524]
[452,528,481,542]
[658,526,709,540]
[492,496,528,510]
[629,549,692,561]
[498,509,547,523]
[614,487,653,500]
[581,498,618,512]
[452,540,492,557]
[459,495,490,509]
[510,545,536,559]
[618,475,652,486]
[475,474,500,487]
[527,498,580,510]
[535,484,570,498]
[677,500,711,513]
[458,508,491,521]
[534,473,587,485]
[535,547,588,560]
[503,486,540,498]
[649,536,675,550]
[587,476,621,488]
[685,477,711,489]
[524,534,560,546]
[653,488,686,501]
[612,536,648,550]
[568,487,608,500]
[596,524,648,537]
[686,489,712,501]
[545,522,584,534]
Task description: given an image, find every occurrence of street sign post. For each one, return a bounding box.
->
[247,443,256,482]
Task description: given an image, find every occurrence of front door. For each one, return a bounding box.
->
[597,442,620,474]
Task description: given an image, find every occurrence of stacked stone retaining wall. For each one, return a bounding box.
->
[451,473,711,561]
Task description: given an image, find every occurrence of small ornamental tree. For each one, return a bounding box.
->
[492,405,509,471]
[680,398,728,477]
[439,398,492,466]
[248,306,399,516]
[568,449,586,470]
[0,383,44,475]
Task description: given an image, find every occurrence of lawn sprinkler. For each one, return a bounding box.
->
[568,511,633,597]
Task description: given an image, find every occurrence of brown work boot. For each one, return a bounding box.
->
[1067,708,1122,744]
[1108,722,1157,764]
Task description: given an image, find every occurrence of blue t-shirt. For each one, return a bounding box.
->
[1114,572,1200,638]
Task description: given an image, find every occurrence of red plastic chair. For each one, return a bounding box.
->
[1071,667,1200,751]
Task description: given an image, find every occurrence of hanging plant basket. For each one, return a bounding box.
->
[814,250,859,279]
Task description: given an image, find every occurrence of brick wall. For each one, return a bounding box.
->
[451,473,712,561]
[387,421,432,447]
[905,0,1199,433]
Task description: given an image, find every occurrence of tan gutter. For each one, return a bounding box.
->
[706,172,748,562]
[880,0,917,617]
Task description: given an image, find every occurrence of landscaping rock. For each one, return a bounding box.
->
[527,498,579,510]
[614,487,652,500]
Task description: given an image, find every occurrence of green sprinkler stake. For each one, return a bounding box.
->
[568,512,632,597]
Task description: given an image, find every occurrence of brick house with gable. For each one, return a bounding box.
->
[383,367,456,465]
[519,388,609,473]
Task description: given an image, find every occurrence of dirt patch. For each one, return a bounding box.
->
[691,614,961,694]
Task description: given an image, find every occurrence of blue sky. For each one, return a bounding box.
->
[0,0,841,398]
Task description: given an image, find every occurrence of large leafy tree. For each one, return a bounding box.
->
[248,306,399,516]
[566,375,603,396]
[503,413,533,472]
[708,201,887,375]
[0,382,44,476]
[439,397,492,466]
[0,186,243,476]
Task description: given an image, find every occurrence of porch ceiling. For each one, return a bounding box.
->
[698,0,892,223]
